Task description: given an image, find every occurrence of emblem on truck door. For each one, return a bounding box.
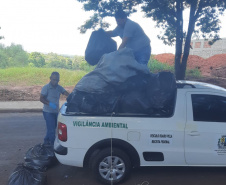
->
[214,135,226,156]
[218,135,226,149]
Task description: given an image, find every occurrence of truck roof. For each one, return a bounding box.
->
[177,80,226,92]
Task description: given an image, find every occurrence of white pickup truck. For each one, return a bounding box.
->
[54,81,226,184]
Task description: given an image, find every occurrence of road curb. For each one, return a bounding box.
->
[0,101,66,113]
[0,108,42,113]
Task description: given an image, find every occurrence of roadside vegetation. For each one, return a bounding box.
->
[148,56,201,78]
[0,57,201,87]
[0,43,201,86]
[0,43,95,72]
[0,68,87,86]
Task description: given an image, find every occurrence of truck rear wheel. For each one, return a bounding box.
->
[92,147,131,184]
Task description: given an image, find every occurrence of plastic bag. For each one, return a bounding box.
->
[118,90,152,114]
[77,48,150,93]
[85,28,117,65]
[8,163,46,185]
[24,144,57,171]
[67,90,120,114]
[147,71,176,109]
[118,71,176,116]
[147,71,177,116]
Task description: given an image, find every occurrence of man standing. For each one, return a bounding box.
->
[40,72,69,146]
[107,10,151,65]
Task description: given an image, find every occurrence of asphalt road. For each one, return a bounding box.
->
[1,113,226,185]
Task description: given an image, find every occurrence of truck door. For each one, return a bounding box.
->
[111,91,187,166]
[185,92,226,165]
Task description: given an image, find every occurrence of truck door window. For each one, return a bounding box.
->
[191,94,226,122]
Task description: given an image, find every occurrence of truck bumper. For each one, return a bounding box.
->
[54,139,86,167]
[54,142,68,155]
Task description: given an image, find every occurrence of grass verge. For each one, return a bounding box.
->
[148,56,201,78]
[0,67,87,86]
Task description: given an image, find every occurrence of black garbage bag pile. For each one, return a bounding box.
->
[8,163,47,185]
[67,48,150,114]
[67,48,176,116]
[8,144,57,185]
[85,28,117,65]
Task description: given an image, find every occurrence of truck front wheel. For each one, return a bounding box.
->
[92,147,131,184]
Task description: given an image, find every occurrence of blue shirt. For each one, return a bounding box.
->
[41,83,66,113]
[112,19,150,52]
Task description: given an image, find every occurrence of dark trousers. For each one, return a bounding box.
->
[43,111,58,145]
[134,44,151,65]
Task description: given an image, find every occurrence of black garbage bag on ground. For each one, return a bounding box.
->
[24,144,57,171]
[85,28,117,65]
[8,163,47,185]
[67,48,150,114]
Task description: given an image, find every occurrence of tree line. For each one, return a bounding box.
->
[0,43,95,72]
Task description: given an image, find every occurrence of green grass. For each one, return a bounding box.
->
[0,60,202,86]
[0,67,87,86]
[147,56,201,78]
[148,57,174,73]
[185,68,201,78]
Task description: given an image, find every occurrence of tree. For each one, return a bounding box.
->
[0,45,8,68]
[66,58,73,69]
[43,53,71,69]
[77,0,226,80]
[5,44,29,67]
[0,44,30,68]
[0,27,3,40]
[28,52,45,67]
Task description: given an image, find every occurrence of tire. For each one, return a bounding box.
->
[92,147,132,184]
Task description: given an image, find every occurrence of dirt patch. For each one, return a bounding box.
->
[211,65,226,78]
[153,53,226,77]
[153,53,175,66]
[0,86,74,101]
[0,77,226,102]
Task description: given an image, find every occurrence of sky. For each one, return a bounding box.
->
[0,0,226,56]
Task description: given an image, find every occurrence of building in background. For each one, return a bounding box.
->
[187,38,226,58]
